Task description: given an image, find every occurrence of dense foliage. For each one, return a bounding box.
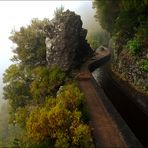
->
[140,60,148,72]
[93,0,148,49]
[9,18,49,66]
[30,65,65,103]
[3,64,31,112]
[25,84,93,147]
[126,38,141,55]
[3,14,94,147]
[93,0,148,93]
[93,0,120,33]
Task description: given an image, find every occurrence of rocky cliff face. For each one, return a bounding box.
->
[45,10,93,71]
[112,49,148,92]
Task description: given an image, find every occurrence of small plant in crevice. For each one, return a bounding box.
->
[139,60,148,72]
[126,38,141,55]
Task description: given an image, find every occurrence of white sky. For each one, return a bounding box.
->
[0,0,98,104]
[0,1,86,71]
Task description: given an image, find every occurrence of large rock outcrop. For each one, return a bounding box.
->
[45,10,93,71]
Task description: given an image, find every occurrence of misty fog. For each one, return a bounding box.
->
[0,1,100,106]
[0,1,102,146]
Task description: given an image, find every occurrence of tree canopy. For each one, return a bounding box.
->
[9,18,49,67]
[3,13,94,147]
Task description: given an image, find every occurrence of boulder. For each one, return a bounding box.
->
[45,10,93,71]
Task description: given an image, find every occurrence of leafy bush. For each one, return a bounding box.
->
[126,38,141,55]
[136,18,148,46]
[30,65,65,102]
[10,138,21,148]
[93,0,120,33]
[26,83,94,147]
[9,18,48,66]
[140,60,148,72]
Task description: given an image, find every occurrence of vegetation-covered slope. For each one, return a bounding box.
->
[93,0,148,94]
[2,10,94,147]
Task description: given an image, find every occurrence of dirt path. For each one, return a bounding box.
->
[77,48,127,148]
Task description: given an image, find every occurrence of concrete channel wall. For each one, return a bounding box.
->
[77,46,143,148]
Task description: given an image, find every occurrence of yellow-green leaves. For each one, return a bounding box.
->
[26,83,94,147]
[9,18,48,66]
[30,65,65,102]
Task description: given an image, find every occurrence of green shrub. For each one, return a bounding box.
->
[30,65,65,101]
[136,18,148,46]
[126,38,141,55]
[140,60,148,72]
[26,83,94,147]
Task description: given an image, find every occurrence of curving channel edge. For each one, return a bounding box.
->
[77,46,143,148]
